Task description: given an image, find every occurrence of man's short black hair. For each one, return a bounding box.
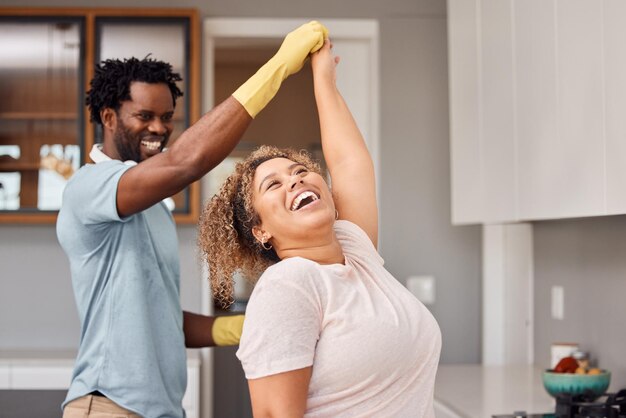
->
[86,56,184,125]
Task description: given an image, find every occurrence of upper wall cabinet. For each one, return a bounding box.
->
[0,8,200,224]
[447,0,625,225]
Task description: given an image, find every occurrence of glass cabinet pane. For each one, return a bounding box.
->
[96,17,191,214]
[0,18,83,211]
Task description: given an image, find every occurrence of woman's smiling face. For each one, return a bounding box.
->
[252,157,335,249]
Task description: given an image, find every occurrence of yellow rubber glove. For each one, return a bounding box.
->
[212,315,245,346]
[232,20,329,117]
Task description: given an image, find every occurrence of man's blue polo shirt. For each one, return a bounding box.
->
[57,159,186,418]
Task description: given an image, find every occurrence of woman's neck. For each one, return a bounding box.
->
[276,231,345,265]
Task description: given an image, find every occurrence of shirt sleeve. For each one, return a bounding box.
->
[236,260,322,379]
[64,161,132,225]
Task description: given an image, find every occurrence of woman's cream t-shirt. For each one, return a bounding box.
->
[237,220,442,417]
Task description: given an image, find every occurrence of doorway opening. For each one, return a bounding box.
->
[200,18,379,418]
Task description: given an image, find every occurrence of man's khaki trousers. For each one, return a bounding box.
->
[63,394,141,418]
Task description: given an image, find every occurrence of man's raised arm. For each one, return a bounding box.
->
[117,21,328,217]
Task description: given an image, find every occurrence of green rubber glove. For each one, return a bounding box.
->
[232,20,329,117]
[212,315,245,346]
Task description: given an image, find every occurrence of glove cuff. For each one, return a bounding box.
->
[212,315,245,346]
[232,60,287,118]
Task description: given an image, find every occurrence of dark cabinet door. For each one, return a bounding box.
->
[0,16,84,217]
[0,8,200,224]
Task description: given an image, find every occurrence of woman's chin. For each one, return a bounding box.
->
[297,211,335,230]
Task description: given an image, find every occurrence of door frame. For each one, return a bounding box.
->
[199,17,379,418]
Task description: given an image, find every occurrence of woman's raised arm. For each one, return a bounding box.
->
[311,40,378,247]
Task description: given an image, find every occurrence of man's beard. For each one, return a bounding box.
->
[113,121,168,163]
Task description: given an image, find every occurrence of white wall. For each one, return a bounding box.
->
[534,216,626,390]
[379,17,481,363]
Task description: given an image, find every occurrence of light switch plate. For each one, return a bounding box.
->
[551,285,564,320]
[406,275,435,305]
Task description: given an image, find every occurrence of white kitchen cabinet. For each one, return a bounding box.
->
[480,0,517,223]
[516,0,605,220]
[11,365,74,389]
[0,364,10,389]
[514,0,559,220]
[604,0,626,214]
[551,0,604,219]
[448,0,483,224]
[448,0,623,224]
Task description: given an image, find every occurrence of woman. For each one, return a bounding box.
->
[199,39,441,417]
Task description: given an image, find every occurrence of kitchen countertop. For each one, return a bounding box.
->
[435,364,555,417]
[0,349,200,366]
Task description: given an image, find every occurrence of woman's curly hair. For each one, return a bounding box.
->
[198,145,322,309]
[86,56,183,125]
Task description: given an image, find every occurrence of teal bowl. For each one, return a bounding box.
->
[542,370,611,399]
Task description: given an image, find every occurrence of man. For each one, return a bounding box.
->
[57,21,328,418]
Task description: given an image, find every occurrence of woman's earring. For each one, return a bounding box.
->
[335,209,339,220]
[261,238,272,251]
